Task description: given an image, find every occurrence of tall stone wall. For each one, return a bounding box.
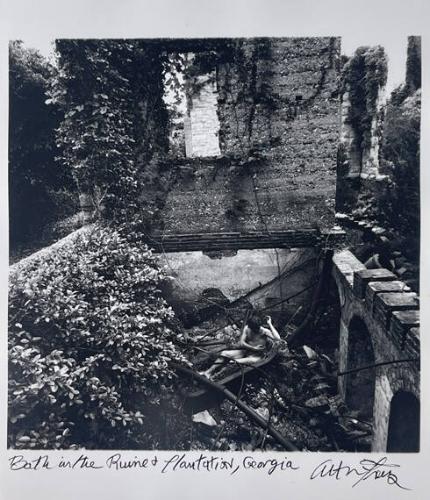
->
[158,38,340,234]
[336,46,388,214]
[406,36,421,93]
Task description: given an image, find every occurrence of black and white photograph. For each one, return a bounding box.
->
[6,31,421,456]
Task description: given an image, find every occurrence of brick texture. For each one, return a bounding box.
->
[186,73,221,157]
[158,38,340,234]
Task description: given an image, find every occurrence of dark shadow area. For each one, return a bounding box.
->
[309,276,341,353]
[387,390,420,452]
[345,317,376,420]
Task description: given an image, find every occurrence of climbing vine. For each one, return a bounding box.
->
[49,40,168,222]
[342,46,388,154]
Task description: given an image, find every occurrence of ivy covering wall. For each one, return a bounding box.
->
[341,46,387,157]
[50,40,169,222]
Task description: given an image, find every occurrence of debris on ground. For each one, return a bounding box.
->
[170,285,372,452]
[180,333,372,452]
[192,410,218,427]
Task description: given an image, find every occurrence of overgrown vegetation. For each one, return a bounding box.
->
[50,40,169,222]
[9,41,78,255]
[341,46,387,158]
[336,39,421,296]
[9,37,420,451]
[9,224,189,449]
[379,87,421,256]
[341,41,420,264]
[8,40,197,449]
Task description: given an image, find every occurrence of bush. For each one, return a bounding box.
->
[50,40,169,220]
[8,224,189,449]
[379,88,420,248]
[9,41,78,250]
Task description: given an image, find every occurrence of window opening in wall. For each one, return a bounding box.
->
[163,52,221,158]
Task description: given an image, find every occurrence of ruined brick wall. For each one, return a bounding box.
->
[406,36,421,93]
[332,250,420,452]
[336,46,388,214]
[160,247,317,319]
[158,37,340,234]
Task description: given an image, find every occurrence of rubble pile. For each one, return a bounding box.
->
[185,343,373,452]
[172,276,372,452]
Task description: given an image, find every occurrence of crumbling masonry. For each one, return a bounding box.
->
[58,37,421,451]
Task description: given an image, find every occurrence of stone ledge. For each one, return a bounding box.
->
[353,268,397,298]
[389,310,420,350]
[374,292,419,329]
[150,230,322,252]
[365,280,410,312]
[332,249,366,288]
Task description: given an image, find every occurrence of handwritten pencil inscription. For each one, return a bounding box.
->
[8,453,411,491]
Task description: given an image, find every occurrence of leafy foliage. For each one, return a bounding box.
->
[8,224,189,449]
[9,41,78,250]
[49,40,169,221]
[342,46,387,155]
[49,41,138,218]
[379,89,420,248]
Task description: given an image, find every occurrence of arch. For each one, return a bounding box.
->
[345,316,376,421]
[387,391,420,452]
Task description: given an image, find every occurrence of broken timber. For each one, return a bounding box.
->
[172,361,299,452]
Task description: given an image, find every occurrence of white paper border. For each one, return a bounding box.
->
[1,1,429,498]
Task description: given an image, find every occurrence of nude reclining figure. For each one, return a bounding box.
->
[200,312,281,379]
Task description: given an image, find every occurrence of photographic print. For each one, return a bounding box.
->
[8,35,420,454]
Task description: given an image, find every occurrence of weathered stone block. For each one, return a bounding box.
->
[404,327,420,362]
[389,309,420,349]
[353,268,396,298]
[332,250,366,289]
[365,280,409,311]
[374,292,419,329]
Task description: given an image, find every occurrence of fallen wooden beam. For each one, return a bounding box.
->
[172,362,300,452]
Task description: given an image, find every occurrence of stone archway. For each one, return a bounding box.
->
[387,391,420,452]
[345,316,376,420]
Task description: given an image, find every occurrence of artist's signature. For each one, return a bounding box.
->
[310,456,409,489]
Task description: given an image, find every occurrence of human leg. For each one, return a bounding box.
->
[234,354,262,365]
[201,349,244,378]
